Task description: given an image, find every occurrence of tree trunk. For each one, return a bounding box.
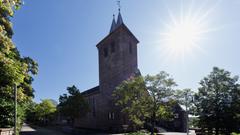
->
[71,117,75,127]
[215,127,219,135]
[151,112,156,135]
[215,110,219,135]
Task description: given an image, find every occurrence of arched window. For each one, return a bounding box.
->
[111,42,115,53]
[108,112,115,120]
[129,43,132,54]
[92,98,96,117]
[104,47,108,57]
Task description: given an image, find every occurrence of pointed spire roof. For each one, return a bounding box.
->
[116,9,123,26]
[110,14,117,33]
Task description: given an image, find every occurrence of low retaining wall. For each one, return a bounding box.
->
[0,128,13,135]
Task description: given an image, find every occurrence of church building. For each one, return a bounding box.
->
[75,10,140,132]
[75,10,187,133]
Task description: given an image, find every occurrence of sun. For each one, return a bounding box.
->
[159,0,220,61]
[163,18,203,57]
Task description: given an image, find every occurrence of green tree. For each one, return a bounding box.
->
[0,0,38,130]
[34,99,57,125]
[145,71,177,135]
[174,89,197,116]
[113,71,177,135]
[25,100,38,123]
[195,67,240,135]
[174,89,196,132]
[113,76,150,126]
[175,89,194,107]
[58,85,89,126]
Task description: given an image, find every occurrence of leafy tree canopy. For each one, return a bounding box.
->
[113,76,150,126]
[113,71,177,134]
[24,99,56,125]
[195,67,240,135]
[174,89,196,115]
[0,0,38,128]
[36,99,57,118]
[58,85,89,125]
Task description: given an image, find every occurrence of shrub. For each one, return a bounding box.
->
[231,133,240,135]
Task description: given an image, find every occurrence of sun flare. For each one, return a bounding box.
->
[164,19,202,56]
[160,0,220,61]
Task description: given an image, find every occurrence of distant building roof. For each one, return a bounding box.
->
[81,86,100,97]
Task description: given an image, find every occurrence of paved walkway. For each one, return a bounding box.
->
[20,124,120,135]
[20,124,36,133]
[21,124,196,135]
[159,130,196,135]
[20,124,68,135]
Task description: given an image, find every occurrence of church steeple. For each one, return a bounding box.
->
[97,1,139,99]
[109,11,123,33]
[116,9,123,26]
[109,14,116,33]
[109,1,123,33]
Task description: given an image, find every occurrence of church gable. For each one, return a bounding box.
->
[96,24,139,49]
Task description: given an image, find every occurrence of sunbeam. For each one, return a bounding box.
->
[159,0,222,63]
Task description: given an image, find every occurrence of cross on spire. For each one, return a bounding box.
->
[116,0,123,26]
[117,0,121,12]
[109,0,123,33]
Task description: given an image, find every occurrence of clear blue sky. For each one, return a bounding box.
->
[12,0,240,102]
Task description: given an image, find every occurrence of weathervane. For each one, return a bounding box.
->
[117,0,121,12]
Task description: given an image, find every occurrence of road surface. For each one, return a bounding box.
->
[20,123,68,135]
[20,124,119,135]
[21,124,195,135]
[159,131,196,135]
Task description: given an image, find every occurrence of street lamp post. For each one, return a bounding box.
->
[14,84,17,135]
[185,93,189,135]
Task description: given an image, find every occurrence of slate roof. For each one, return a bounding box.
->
[110,15,117,33]
[116,11,123,27]
[81,86,100,97]
[97,11,139,48]
[96,23,139,48]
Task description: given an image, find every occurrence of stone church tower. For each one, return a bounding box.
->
[76,10,139,132]
[75,9,187,133]
[97,12,139,103]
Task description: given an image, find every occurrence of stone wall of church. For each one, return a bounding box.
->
[98,27,138,99]
[75,92,127,132]
[96,27,139,131]
[77,25,139,132]
[75,93,108,130]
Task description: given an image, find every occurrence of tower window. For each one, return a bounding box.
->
[111,42,115,53]
[108,112,111,119]
[108,112,115,120]
[104,47,108,57]
[92,98,96,117]
[129,43,132,54]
